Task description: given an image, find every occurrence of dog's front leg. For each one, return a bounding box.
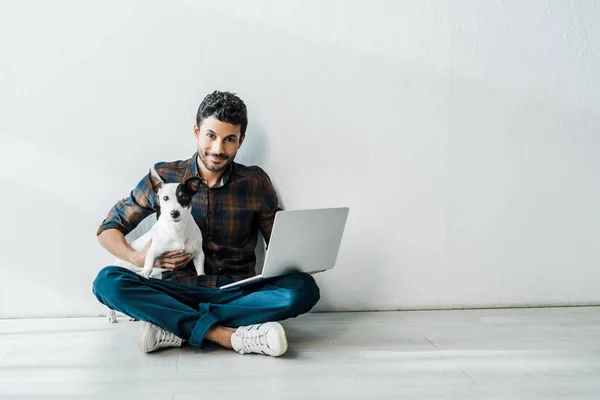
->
[193,252,206,276]
[138,248,159,279]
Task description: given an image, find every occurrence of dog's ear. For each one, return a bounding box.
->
[184,177,202,194]
[149,168,165,193]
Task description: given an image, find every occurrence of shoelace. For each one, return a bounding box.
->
[237,327,269,353]
[156,328,180,346]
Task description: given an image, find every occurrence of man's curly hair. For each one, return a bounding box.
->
[196,91,248,136]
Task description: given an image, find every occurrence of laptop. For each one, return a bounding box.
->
[219,207,349,289]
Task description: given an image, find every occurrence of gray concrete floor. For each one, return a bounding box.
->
[1,307,600,399]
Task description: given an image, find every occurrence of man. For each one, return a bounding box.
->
[93,91,320,356]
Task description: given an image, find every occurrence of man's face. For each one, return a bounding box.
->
[194,116,244,173]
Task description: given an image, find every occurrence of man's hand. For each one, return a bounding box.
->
[129,239,193,270]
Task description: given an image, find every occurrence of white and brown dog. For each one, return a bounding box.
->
[107,168,205,323]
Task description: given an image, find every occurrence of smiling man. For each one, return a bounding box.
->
[92,91,320,356]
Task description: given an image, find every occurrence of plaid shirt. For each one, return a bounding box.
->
[97,153,281,287]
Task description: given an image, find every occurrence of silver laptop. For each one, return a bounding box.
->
[219,207,349,289]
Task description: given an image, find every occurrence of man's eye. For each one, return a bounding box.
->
[163,196,169,201]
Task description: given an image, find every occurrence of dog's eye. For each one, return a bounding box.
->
[163,196,169,201]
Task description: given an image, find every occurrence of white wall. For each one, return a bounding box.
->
[1,0,599,318]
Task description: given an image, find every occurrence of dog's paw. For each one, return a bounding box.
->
[137,270,151,279]
[128,317,139,322]
[107,310,118,323]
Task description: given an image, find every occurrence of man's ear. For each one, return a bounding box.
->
[184,176,202,194]
[149,168,164,193]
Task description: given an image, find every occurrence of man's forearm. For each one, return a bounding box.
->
[97,229,137,264]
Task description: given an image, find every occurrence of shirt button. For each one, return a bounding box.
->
[207,236,211,240]
[212,253,216,257]
[208,213,211,217]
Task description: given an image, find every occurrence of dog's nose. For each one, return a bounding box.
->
[170,210,180,219]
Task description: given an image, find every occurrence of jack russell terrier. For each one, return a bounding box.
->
[106,168,205,323]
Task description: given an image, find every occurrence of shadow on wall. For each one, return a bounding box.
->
[236,123,270,168]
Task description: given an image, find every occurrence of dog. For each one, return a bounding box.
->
[106,168,205,323]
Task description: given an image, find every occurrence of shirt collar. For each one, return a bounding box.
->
[191,152,234,188]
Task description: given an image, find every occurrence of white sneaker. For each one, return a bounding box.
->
[231,322,288,357]
[139,322,184,353]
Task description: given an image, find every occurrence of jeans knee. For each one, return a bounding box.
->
[278,272,321,314]
[92,266,137,303]
[297,272,320,309]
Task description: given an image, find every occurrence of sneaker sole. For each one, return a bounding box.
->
[138,322,153,353]
[268,322,288,357]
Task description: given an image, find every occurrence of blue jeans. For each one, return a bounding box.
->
[92,266,320,347]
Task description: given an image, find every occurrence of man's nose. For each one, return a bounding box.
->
[212,139,224,154]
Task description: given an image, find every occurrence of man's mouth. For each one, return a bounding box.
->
[207,153,227,164]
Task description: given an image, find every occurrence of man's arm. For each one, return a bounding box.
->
[256,169,282,247]
[97,228,148,267]
[97,171,158,238]
[98,229,190,269]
